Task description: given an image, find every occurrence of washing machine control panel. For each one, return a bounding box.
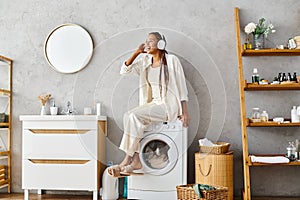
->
[148,120,182,132]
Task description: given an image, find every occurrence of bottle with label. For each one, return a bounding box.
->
[243,38,249,50]
[252,68,260,84]
[282,73,287,82]
[277,72,282,82]
[291,106,299,123]
[295,139,299,160]
[286,142,296,161]
[260,110,269,122]
[293,72,297,82]
[287,72,292,82]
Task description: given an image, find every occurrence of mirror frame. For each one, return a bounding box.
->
[44,23,94,74]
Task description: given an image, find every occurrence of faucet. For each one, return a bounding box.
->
[61,101,75,115]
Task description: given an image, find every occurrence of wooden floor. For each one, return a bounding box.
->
[1,193,300,200]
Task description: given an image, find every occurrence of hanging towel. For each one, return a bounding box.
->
[193,184,215,198]
[250,155,289,164]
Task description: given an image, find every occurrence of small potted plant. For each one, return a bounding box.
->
[38,94,51,115]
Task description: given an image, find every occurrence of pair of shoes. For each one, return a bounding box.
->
[120,165,144,176]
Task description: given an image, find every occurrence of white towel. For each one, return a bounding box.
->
[198,138,216,146]
[250,155,290,163]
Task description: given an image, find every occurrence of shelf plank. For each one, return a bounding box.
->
[245,83,300,90]
[242,49,300,56]
[247,119,300,127]
[0,151,9,156]
[0,89,11,96]
[0,123,9,128]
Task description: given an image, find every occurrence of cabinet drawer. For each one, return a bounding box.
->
[22,159,97,190]
[22,120,97,129]
[23,129,97,159]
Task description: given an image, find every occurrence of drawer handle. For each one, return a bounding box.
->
[198,164,212,177]
[28,159,89,164]
[29,129,90,134]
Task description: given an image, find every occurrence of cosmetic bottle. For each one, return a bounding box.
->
[291,106,299,123]
[293,72,297,82]
[252,68,259,84]
[286,142,296,161]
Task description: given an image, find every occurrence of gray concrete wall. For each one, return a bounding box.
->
[0,0,300,197]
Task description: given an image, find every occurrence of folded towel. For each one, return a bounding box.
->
[250,155,289,163]
[198,138,216,147]
[193,184,215,198]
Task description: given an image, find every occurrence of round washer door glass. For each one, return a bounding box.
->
[139,133,178,176]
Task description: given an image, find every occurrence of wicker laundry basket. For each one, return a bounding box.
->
[195,152,233,200]
[176,184,228,200]
[199,142,230,154]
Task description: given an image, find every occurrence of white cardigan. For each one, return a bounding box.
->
[120,53,188,121]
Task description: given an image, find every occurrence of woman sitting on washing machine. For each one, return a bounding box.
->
[108,32,189,177]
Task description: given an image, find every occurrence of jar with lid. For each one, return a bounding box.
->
[251,108,261,122]
[286,142,296,161]
[260,110,269,122]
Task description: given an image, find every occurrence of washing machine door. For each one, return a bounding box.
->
[139,133,178,176]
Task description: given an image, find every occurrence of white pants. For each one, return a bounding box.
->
[119,102,168,156]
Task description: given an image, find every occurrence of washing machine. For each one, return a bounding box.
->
[128,119,187,200]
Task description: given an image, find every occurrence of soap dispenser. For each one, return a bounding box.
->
[291,106,299,123]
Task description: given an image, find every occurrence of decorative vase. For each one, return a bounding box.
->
[253,34,265,50]
[40,105,46,115]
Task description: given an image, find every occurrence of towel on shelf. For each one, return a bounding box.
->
[193,184,215,198]
[250,155,290,163]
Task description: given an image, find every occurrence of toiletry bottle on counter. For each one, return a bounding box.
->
[260,111,269,122]
[291,106,299,123]
[252,68,259,84]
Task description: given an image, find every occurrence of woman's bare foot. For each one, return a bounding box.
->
[120,153,142,174]
[119,154,132,167]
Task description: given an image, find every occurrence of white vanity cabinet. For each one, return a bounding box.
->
[19,115,107,200]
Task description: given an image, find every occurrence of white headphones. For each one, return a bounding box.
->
[157,33,166,50]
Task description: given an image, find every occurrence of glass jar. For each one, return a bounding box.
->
[260,110,269,122]
[251,108,261,122]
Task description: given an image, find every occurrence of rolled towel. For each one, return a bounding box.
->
[250,155,289,164]
[193,184,214,198]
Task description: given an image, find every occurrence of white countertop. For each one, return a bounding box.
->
[19,115,107,121]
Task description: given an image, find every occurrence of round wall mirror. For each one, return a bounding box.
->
[44,24,94,74]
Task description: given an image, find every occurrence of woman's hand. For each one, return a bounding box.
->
[179,112,190,127]
[135,43,146,54]
[179,101,189,127]
[125,43,146,66]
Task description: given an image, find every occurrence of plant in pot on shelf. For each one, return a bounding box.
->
[244,18,275,50]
